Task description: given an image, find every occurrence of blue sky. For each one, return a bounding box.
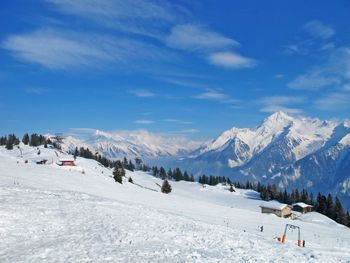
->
[1,0,350,139]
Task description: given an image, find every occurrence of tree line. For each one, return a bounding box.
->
[0,133,54,150]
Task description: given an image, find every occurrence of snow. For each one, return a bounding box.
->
[1,145,350,262]
[61,129,203,160]
[196,111,340,168]
[260,201,289,210]
[293,202,313,208]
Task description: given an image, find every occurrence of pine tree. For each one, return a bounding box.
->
[161,179,172,194]
[159,167,167,179]
[73,147,79,160]
[128,177,133,184]
[229,184,235,192]
[22,133,30,145]
[113,164,125,184]
[334,197,346,224]
[326,194,334,219]
[5,139,13,150]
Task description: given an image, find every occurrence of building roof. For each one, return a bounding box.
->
[58,158,75,162]
[260,201,288,210]
[292,202,313,208]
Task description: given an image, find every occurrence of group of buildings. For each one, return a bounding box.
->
[260,201,313,218]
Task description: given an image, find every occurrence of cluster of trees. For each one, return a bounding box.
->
[0,133,55,150]
[0,134,20,150]
[151,166,195,182]
[22,133,52,147]
[72,147,151,172]
[198,174,233,186]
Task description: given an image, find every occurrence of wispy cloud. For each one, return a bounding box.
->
[177,128,200,134]
[166,24,238,52]
[302,20,335,39]
[134,119,154,125]
[288,47,350,90]
[194,89,229,101]
[208,51,256,69]
[283,20,335,56]
[46,0,187,39]
[24,86,48,95]
[129,89,156,98]
[162,119,192,125]
[194,89,240,106]
[258,95,306,114]
[273,74,285,79]
[2,28,172,70]
[165,24,256,70]
[288,70,340,90]
[315,92,350,110]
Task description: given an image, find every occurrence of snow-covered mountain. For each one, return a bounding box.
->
[181,111,350,209]
[55,112,350,209]
[60,129,202,161]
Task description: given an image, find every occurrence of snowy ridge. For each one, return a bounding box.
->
[1,145,350,262]
[60,129,203,161]
[195,111,338,167]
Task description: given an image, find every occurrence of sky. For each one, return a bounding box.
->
[1,0,350,139]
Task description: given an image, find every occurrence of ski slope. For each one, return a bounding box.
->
[0,145,350,262]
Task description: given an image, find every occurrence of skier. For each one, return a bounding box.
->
[260,226,264,232]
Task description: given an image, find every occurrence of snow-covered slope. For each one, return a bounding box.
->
[1,145,350,262]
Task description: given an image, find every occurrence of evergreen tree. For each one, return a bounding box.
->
[159,167,167,179]
[5,139,13,150]
[128,177,134,184]
[113,163,125,184]
[326,194,334,219]
[161,179,172,194]
[22,133,30,145]
[334,197,346,224]
[229,184,235,192]
[73,147,79,160]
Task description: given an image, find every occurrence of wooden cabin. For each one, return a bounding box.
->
[292,202,313,214]
[260,201,292,218]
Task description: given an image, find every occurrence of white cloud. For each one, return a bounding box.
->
[2,28,171,70]
[129,89,156,98]
[259,96,306,105]
[134,119,154,124]
[208,52,256,69]
[273,74,284,79]
[288,47,350,90]
[260,105,303,114]
[315,92,350,111]
[194,90,229,101]
[46,0,186,39]
[287,71,340,90]
[302,20,335,39]
[258,95,306,114]
[177,128,200,134]
[162,119,192,124]
[166,24,238,52]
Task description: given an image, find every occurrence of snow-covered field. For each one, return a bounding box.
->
[1,145,350,262]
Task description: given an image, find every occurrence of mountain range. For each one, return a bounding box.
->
[59,112,350,209]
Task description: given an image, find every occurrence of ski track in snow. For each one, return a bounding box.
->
[1,185,323,263]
